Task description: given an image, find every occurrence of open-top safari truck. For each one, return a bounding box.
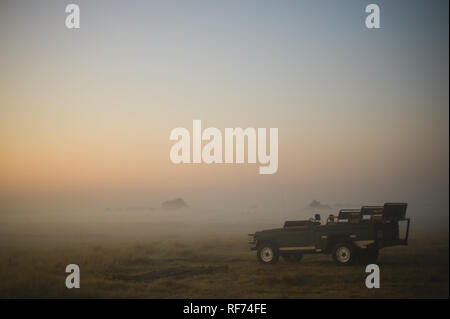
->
[248,202,410,265]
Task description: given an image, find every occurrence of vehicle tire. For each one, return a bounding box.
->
[257,243,279,264]
[282,253,303,263]
[332,242,356,266]
[361,248,379,264]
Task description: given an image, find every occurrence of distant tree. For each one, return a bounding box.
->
[161,198,188,210]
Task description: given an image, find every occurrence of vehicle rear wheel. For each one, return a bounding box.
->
[360,247,379,264]
[332,242,356,266]
[257,243,279,264]
[282,253,303,263]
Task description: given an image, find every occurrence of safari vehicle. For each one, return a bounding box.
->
[248,203,410,266]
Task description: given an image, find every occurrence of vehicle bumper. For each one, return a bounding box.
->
[248,233,257,250]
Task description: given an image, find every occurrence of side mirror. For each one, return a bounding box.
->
[314,214,321,221]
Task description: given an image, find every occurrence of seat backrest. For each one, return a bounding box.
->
[327,214,338,225]
[371,215,383,222]
[338,210,361,223]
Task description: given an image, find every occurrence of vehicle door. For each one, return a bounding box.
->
[279,225,315,248]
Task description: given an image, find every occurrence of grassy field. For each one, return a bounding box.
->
[0,231,448,298]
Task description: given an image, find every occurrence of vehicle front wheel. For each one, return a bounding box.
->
[332,242,356,266]
[257,243,279,264]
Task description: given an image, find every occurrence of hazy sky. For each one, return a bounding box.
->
[0,1,448,222]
